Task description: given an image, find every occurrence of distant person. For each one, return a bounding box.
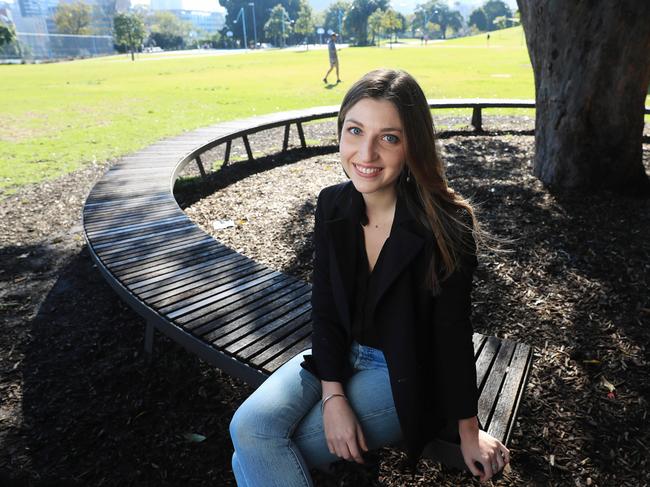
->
[323,33,341,84]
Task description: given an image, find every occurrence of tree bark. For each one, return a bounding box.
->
[517,0,650,196]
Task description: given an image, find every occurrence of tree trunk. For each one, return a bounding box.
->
[517,0,650,196]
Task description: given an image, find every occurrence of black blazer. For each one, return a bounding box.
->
[301,181,480,464]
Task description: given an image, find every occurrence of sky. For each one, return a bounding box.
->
[129,0,519,15]
[130,0,223,11]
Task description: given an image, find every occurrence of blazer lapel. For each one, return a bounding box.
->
[367,195,425,316]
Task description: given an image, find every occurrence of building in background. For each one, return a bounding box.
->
[147,0,225,35]
[16,0,43,16]
[177,9,223,34]
[150,0,182,10]
[3,0,116,59]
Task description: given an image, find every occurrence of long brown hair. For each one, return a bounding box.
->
[337,68,485,293]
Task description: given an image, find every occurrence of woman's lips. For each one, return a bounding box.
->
[352,163,383,178]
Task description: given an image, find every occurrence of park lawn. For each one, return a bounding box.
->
[0,26,646,194]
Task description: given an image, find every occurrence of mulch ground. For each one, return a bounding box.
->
[1,117,649,487]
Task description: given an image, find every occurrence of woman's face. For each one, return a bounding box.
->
[339,98,407,199]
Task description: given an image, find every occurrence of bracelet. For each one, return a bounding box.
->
[321,393,346,414]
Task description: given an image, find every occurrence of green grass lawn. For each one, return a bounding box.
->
[0,26,645,194]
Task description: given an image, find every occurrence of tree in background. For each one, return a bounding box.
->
[146,11,191,50]
[381,8,402,45]
[367,8,383,45]
[345,0,388,46]
[293,0,315,47]
[54,1,92,35]
[222,0,300,46]
[197,31,222,48]
[0,23,15,47]
[469,0,511,32]
[517,0,650,194]
[113,12,145,61]
[434,5,462,39]
[468,8,487,31]
[264,4,291,47]
[404,13,416,37]
[413,1,461,40]
[322,1,349,40]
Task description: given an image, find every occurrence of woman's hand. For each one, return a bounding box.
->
[460,428,510,483]
[322,395,368,463]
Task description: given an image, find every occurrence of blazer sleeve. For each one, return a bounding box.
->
[431,228,480,420]
[305,189,350,383]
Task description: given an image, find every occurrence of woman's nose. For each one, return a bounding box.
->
[357,138,378,163]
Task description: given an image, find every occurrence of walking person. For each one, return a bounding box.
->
[229,68,510,486]
[323,33,341,84]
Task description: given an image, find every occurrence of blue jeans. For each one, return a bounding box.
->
[229,342,403,487]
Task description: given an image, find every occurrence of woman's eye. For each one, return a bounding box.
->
[383,134,399,144]
[348,127,362,135]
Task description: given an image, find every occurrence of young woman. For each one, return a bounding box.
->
[229,68,510,486]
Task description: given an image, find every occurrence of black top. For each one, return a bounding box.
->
[350,223,385,350]
[303,181,479,467]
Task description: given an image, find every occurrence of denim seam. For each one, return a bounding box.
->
[286,442,312,487]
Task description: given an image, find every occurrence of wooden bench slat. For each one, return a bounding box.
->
[92,224,197,250]
[135,253,249,297]
[485,343,532,443]
[86,215,189,239]
[90,219,193,245]
[261,335,313,374]
[85,208,176,222]
[94,227,203,257]
[147,259,270,313]
[184,278,303,331]
[116,245,237,283]
[84,209,182,231]
[162,270,281,318]
[110,239,224,274]
[474,335,501,388]
[231,307,312,360]
[101,234,214,266]
[477,339,517,432]
[85,192,172,208]
[212,291,312,347]
[251,325,313,368]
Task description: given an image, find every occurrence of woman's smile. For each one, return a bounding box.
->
[352,163,383,177]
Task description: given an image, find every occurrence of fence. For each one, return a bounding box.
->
[1,32,115,61]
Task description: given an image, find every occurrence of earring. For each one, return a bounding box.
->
[406,166,411,183]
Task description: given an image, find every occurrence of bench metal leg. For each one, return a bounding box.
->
[242,135,254,161]
[195,155,207,181]
[296,122,306,148]
[471,107,483,131]
[145,320,155,356]
[223,140,232,167]
[282,124,291,152]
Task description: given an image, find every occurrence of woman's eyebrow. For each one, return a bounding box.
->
[345,118,403,132]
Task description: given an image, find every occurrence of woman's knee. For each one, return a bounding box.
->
[230,402,262,449]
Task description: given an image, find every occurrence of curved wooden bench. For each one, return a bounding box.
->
[83,100,537,472]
